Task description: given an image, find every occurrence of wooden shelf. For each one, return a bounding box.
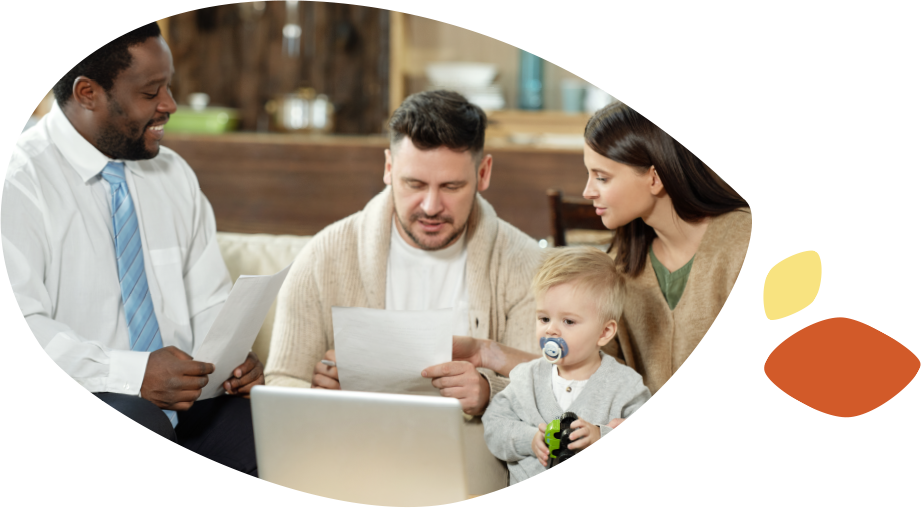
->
[165,132,390,148]
[164,130,582,154]
[485,109,590,139]
[387,11,589,116]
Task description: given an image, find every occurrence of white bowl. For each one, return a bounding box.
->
[465,93,505,111]
[426,62,498,88]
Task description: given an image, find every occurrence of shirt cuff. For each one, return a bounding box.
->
[105,350,150,395]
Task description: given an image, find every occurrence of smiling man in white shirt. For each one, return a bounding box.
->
[2,22,261,474]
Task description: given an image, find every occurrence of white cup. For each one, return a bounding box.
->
[188,93,210,111]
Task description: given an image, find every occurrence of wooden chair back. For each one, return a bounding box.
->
[546,189,610,247]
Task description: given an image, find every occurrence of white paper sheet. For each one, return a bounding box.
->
[332,307,453,396]
[193,263,292,399]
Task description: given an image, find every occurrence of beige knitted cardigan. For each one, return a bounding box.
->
[604,209,752,394]
[265,187,543,398]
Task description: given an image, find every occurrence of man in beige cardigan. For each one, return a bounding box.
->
[265,91,542,415]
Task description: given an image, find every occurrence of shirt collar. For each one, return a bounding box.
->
[551,365,588,386]
[46,101,145,183]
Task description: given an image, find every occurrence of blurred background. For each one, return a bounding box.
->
[26,2,617,246]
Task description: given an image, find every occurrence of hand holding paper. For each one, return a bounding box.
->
[193,263,291,399]
[312,349,341,390]
[422,359,490,415]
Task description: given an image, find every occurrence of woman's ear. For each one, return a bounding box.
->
[598,319,617,347]
[649,166,665,195]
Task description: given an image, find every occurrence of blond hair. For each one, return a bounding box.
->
[531,246,625,323]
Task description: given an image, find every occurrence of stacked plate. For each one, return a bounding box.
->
[425,62,506,111]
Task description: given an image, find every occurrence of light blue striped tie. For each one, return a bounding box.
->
[101,162,177,428]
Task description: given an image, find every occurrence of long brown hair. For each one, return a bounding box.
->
[584,103,748,277]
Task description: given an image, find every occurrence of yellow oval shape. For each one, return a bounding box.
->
[764,251,821,320]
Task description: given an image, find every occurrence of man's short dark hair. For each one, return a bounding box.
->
[52,22,162,106]
[388,90,487,160]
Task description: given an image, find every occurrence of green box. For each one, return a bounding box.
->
[164,106,239,134]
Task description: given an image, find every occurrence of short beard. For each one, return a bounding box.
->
[393,192,473,251]
[95,96,159,160]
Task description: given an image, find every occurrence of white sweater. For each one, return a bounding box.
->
[265,187,544,398]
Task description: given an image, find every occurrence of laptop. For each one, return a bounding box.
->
[251,385,469,506]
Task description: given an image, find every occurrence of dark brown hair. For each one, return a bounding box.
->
[388,90,486,159]
[585,102,748,276]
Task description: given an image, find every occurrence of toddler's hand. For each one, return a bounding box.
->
[606,418,626,430]
[567,418,601,450]
[532,424,549,467]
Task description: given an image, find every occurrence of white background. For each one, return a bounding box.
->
[752,0,921,506]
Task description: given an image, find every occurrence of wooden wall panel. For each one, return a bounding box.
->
[167,2,389,134]
[163,134,588,239]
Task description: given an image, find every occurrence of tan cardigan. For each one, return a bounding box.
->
[605,209,752,394]
[265,187,543,398]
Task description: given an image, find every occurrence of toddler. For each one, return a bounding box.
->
[482,246,651,484]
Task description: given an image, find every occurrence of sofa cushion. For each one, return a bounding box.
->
[216,232,312,365]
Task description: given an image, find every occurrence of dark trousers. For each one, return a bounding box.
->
[95,392,258,476]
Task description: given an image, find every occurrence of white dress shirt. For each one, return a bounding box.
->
[2,102,231,396]
[385,219,470,336]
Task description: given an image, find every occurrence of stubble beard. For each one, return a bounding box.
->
[95,96,160,160]
[393,192,474,251]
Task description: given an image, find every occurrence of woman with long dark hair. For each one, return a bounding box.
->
[582,102,751,394]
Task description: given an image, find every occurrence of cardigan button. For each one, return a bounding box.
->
[566,386,572,393]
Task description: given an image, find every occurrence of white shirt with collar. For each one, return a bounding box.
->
[2,101,231,395]
[550,364,589,411]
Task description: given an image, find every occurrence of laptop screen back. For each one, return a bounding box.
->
[252,386,468,506]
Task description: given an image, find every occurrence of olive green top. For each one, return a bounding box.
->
[649,245,695,310]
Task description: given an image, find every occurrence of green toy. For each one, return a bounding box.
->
[544,412,580,468]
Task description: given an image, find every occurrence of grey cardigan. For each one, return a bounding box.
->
[482,353,650,485]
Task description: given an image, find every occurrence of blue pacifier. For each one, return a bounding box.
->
[539,337,569,364]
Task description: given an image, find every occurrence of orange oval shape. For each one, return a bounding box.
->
[765,317,919,417]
